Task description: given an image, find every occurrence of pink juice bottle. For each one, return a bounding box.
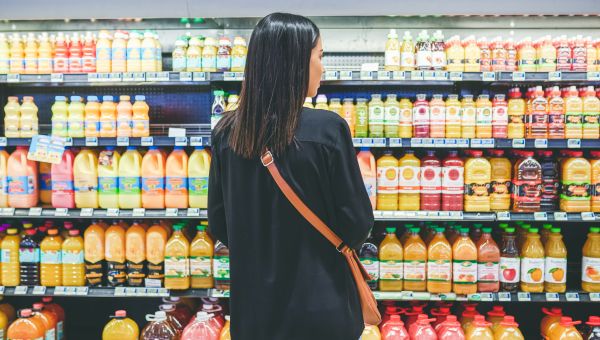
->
[413,94,430,137]
[51,148,75,208]
[409,314,437,340]
[68,32,83,73]
[181,312,221,340]
[7,146,38,208]
[437,315,466,340]
[381,315,409,340]
[421,150,441,211]
[441,150,464,211]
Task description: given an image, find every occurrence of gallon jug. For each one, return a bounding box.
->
[102,310,139,340]
[98,147,120,209]
[188,146,211,209]
[7,146,38,208]
[166,147,189,208]
[141,147,165,209]
[7,309,45,340]
[381,314,409,340]
[74,148,98,208]
[357,147,377,209]
[118,147,142,209]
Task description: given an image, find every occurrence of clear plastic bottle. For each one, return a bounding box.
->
[368,94,384,137]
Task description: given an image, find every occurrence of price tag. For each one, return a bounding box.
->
[114,287,126,296]
[87,73,99,82]
[377,71,391,80]
[388,138,402,147]
[144,288,158,296]
[546,293,560,301]
[449,71,463,81]
[567,139,581,148]
[28,135,66,164]
[392,71,406,80]
[109,73,123,81]
[410,71,424,80]
[381,211,395,218]
[131,72,146,81]
[85,137,98,146]
[412,292,431,300]
[54,208,68,217]
[411,138,424,147]
[433,138,446,146]
[0,138,6,146]
[497,212,511,221]
[534,212,548,221]
[359,71,373,80]
[429,294,441,301]
[96,73,111,82]
[548,71,562,81]
[0,286,5,294]
[125,287,137,296]
[471,139,495,148]
[401,291,414,300]
[423,71,435,80]
[456,295,468,301]
[63,137,73,146]
[581,212,596,221]
[28,207,42,216]
[132,208,145,217]
[14,286,28,295]
[174,137,188,146]
[590,292,600,301]
[122,72,135,82]
[192,72,207,82]
[157,288,169,297]
[449,211,464,220]
[587,72,600,81]
[566,292,580,301]
[117,137,129,146]
[517,292,531,301]
[467,293,482,301]
[107,208,120,217]
[352,138,363,147]
[156,72,170,81]
[482,72,496,81]
[75,286,89,295]
[439,293,457,301]
[434,71,448,80]
[223,72,243,81]
[145,72,158,81]
[32,286,47,295]
[179,72,192,81]
[534,139,548,148]
[0,208,14,216]
[324,70,339,80]
[339,71,353,80]
[190,137,204,146]
[554,212,568,221]
[187,208,200,217]
[141,137,154,146]
[54,286,67,295]
[512,72,526,81]
[134,288,147,296]
[50,73,64,82]
[80,208,94,217]
[6,73,20,82]
[372,138,386,147]
[166,208,179,217]
[480,293,494,301]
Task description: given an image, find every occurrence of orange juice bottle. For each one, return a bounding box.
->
[84,222,105,286]
[507,88,526,138]
[475,94,493,138]
[146,223,168,285]
[489,149,511,211]
[582,226,600,292]
[445,94,462,138]
[477,227,500,292]
[583,86,600,139]
[105,223,126,287]
[376,151,398,211]
[62,229,85,286]
[427,227,452,293]
[398,150,420,211]
[102,310,139,340]
[465,315,494,340]
[84,96,101,138]
[1,228,19,286]
[141,147,165,209]
[520,228,544,292]
[452,227,477,294]
[32,302,57,340]
[379,227,403,291]
[517,38,537,72]
[560,151,591,212]
[41,229,63,287]
[538,36,557,72]
[398,97,413,138]
[464,150,491,212]
[445,35,465,71]
[100,96,117,138]
[592,151,600,212]
[329,98,342,117]
[403,227,427,291]
[565,86,584,138]
[7,309,45,340]
[166,147,189,209]
[548,317,584,340]
[125,222,146,287]
[165,224,190,290]
[541,307,563,338]
[461,95,476,138]
[343,98,357,137]
[357,148,377,209]
[116,95,133,138]
[131,95,150,137]
[190,224,214,289]
[429,94,446,138]
[544,227,567,293]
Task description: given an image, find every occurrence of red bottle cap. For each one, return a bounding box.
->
[68,229,80,236]
[488,149,505,157]
[42,297,52,303]
[431,307,450,316]
[115,310,127,318]
[416,314,436,324]
[470,150,483,157]
[487,306,506,317]
[570,151,584,157]
[586,316,600,326]
[559,317,582,327]
[32,303,44,310]
[591,151,600,158]
[522,151,534,157]
[20,309,33,317]
[500,315,519,327]
[537,150,553,157]
[25,228,37,236]
[389,314,404,324]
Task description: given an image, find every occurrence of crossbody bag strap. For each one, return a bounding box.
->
[260,150,349,253]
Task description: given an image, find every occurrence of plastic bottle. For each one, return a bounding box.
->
[314,94,328,111]
[61,229,85,286]
[181,312,221,340]
[582,227,600,292]
[140,310,178,340]
[572,35,587,71]
[376,151,398,211]
[214,241,230,290]
[164,224,190,290]
[527,86,549,138]
[475,94,493,138]
[382,95,399,138]
[520,228,545,292]
[585,316,600,340]
[517,38,537,72]
[38,161,52,207]
[560,151,591,212]
[490,94,509,138]
[420,150,441,211]
[18,96,37,138]
[476,227,500,292]
[111,31,127,73]
[130,95,150,137]
[139,31,156,72]
[445,35,464,72]
[18,227,40,286]
[487,149,511,211]
[452,227,477,294]
[201,37,217,72]
[464,315,493,340]
[83,96,100,137]
[33,302,57,340]
[125,222,146,287]
[583,86,600,139]
[381,314,409,339]
[7,34,24,74]
[7,309,45,340]
[141,147,165,209]
[547,86,566,139]
[22,33,37,74]
[105,222,126,287]
[368,94,385,137]
[190,224,214,289]
[357,235,379,291]
[538,150,559,211]
[40,297,63,340]
[499,228,520,292]
[211,90,226,129]
[464,150,491,212]
[493,315,524,340]
[98,147,120,209]
[544,227,567,293]
[303,97,313,109]
[146,223,168,285]
[379,228,403,291]
[428,227,452,293]
[7,146,39,208]
[0,33,10,73]
[165,146,189,208]
[486,306,506,331]
[49,148,74,208]
[413,94,430,137]
[512,151,542,212]
[431,30,446,70]
[100,96,117,137]
[384,29,400,71]
[357,148,377,209]
[460,95,476,138]
[66,32,82,73]
[397,31,415,71]
[81,31,97,73]
[65,95,85,138]
[73,148,98,208]
[565,86,584,138]
[436,315,465,339]
[442,94,461,138]
[549,317,584,340]
[1,228,19,286]
[428,94,445,138]
[126,31,142,72]
[463,36,481,72]
[119,147,142,209]
[398,150,420,211]
[329,98,343,117]
[216,37,232,72]
[342,98,357,137]
[40,229,63,287]
[361,323,381,340]
[95,31,112,73]
[409,314,437,340]
[506,88,525,138]
[171,38,187,72]
[116,95,133,137]
[102,310,139,340]
[84,222,105,286]
[4,96,20,138]
[0,148,8,208]
[442,150,464,211]
[354,98,369,138]
[231,36,247,72]
[403,227,427,292]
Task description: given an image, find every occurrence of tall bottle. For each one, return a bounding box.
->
[379,228,403,291]
[583,85,600,139]
[427,94,445,138]
[413,94,430,137]
[452,227,477,294]
[0,33,10,73]
[491,94,508,138]
[214,241,230,290]
[359,234,379,290]
[52,33,68,72]
[165,224,190,290]
[520,228,545,292]
[499,227,520,292]
[544,228,567,293]
[512,151,542,212]
[98,147,120,209]
[190,225,214,289]
[489,149,511,211]
[383,95,400,138]
[84,222,105,286]
[416,30,432,70]
[548,86,566,139]
[398,150,420,211]
[427,227,452,293]
[68,32,83,73]
[539,150,559,211]
[528,86,548,138]
[477,227,499,292]
[8,33,24,74]
[106,222,127,287]
[126,31,142,72]
[461,95,477,138]
[40,229,63,287]
[119,147,142,209]
[166,146,189,209]
[111,31,127,73]
[132,95,150,137]
[442,150,464,211]
[394,98,413,139]
[19,96,38,138]
[0,147,8,208]
[420,150,441,211]
[560,151,591,212]
[376,151,398,211]
[445,94,462,138]
[95,31,112,73]
[125,222,146,287]
[582,227,600,292]
[403,227,427,292]
[565,85,584,138]
[19,228,40,286]
[84,96,100,137]
[342,98,356,137]
[100,95,117,137]
[384,29,400,71]
[146,223,167,285]
[464,150,491,212]
[201,37,217,72]
[230,36,247,72]
[368,94,385,138]
[23,33,38,74]
[355,98,369,138]
[475,94,493,138]
[141,147,165,209]
[39,161,52,206]
[116,95,133,137]
[4,96,20,138]
[507,88,526,138]
[81,31,97,73]
[211,90,226,129]
[67,95,85,138]
[400,31,415,71]
[62,229,85,286]
[1,228,20,286]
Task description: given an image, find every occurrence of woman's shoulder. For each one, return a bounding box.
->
[301,107,346,126]
[297,107,349,148]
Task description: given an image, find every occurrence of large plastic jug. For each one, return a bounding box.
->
[4,96,20,138]
[102,310,139,340]
[0,147,9,207]
[67,96,85,138]
[84,222,105,286]
[132,95,150,137]
[119,147,142,209]
[427,227,452,293]
[436,315,465,339]
[181,312,221,340]
[19,96,38,137]
[98,147,120,209]
[560,151,591,212]
[188,147,211,209]
[140,311,179,340]
[408,314,437,340]
[62,229,85,286]
[379,227,403,291]
[7,309,45,340]
[548,317,583,340]
[74,148,98,208]
[51,148,75,208]
[40,229,63,287]
[146,224,168,285]
[42,297,64,340]
[494,316,524,340]
[32,302,57,340]
[105,223,126,287]
[381,315,409,339]
[166,147,189,208]
[141,147,165,209]
[1,228,20,286]
[125,222,146,287]
[452,227,478,295]
[7,146,38,208]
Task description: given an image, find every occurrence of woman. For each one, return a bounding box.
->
[209,13,374,339]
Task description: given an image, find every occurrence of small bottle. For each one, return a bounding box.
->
[499,227,520,292]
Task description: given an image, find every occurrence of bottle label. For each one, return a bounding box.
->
[461,107,477,126]
[380,260,403,281]
[85,259,105,286]
[166,176,188,194]
[39,173,52,191]
[19,248,40,263]
[142,177,165,196]
[560,182,590,200]
[432,51,446,68]
[7,175,35,195]
[85,120,100,134]
[404,260,426,282]
[62,250,84,264]
[119,176,141,195]
[477,261,499,283]
[446,105,462,125]
[360,257,380,282]
[51,180,74,192]
[464,182,490,197]
[499,257,520,283]
[583,112,599,129]
[213,256,230,281]
[400,52,415,68]
[544,257,567,283]
[98,177,118,194]
[476,107,493,126]
[96,47,111,61]
[141,47,155,61]
[0,177,7,194]
[453,260,477,284]
[492,105,508,125]
[68,119,84,133]
[165,256,189,278]
[45,328,56,340]
[398,166,420,193]
[190,256,213,278]
[565,112,583,127]
[430,105,446,126]
[41,249,61,264]
[52,121,68,136]
[416,51,432,68]
[582,256,600,283]
[126,260,146,286]
[173,57,187,71]
[420,166,441,194]
[107,261,127,285]
[147,261,164,281]
[442,166,464,194]
[0,249,12,263]
[75,177,98,193]
[384,106,400,126]
[385,50,400,67]
[57,321,64,340]
[363,177,376,203]
[427,260,451,282]
[521,257,545,283]
[100,120,116,132]
[376,166,398,194]
[201,56,217,70]
[399,107,413,128]
[412,105,430,125]
[189,177,209,196]
[369,106,384,125]
[127,47,141,60]
[217,55,231,71]
[490,180,511,197]
[231,56,246,70]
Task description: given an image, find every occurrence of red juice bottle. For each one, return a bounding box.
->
[68,32,83,73]
[556,35,572,71]
[421,150,441,211]
[492,94,508,138]
[538,150,559,212]
[512,151,542,212]
[413,94,430,137]
[81,32,97,73]
[53,33,69,73]
[441,150,464,211]
[528,86,548,138]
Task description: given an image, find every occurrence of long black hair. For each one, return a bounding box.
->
[215,13,320,159]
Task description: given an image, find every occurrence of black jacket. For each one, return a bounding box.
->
[208,108,374,340]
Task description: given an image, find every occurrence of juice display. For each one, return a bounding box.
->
[548,317,583,340]
[452,227,477,294]
[420,151,441,211]
[74,148,98,208]
[512,151,542,212]
[190,224,214,289]
[489,149,511,211]
[429,94,446,138]
[119,147,142,209]
[539,150,560,211]
[384,94,400,137]
[84,222,105,286]
[379,228,403,291]
[398,150,420,211]
[357,148,377,209]
[165,146,189,209]
[7,146,39,208]
[98,147,120,209]
[427,227,452,293]
[477,227,500,292]
[441,150,464,211]
[400,31,415,71]
[445,94,462,138]
[40,229,63,287]
[102,310,139,340]
[141,147,165,209]
[4,96,20,138]
[146,224,168,285]
[560,151,591,212]
[583,86,600,139]
[20,228,40,286]
[376,151,398,211]
[7,309,45,340]
[412,94,430,137]
[368,94,384,137]
[464,150,491,212]
[343,98,357,137]
[475,94,492,138]
[520,228,545,292]
[461,95,477,138]
[499,228,520,292]
[164,224,190,290]
[355,98,369,138]
[403,227,426,292]
[384,29,400,71]
[507,88,526,138]
[565,86,584,138]
[125,223,146,287]
[105,223,126,287]
[214,241,230,290]
[544,228,567,293]
[1,228,19,286]
[359,235,379,290]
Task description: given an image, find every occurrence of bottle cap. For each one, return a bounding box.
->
[196,225,206,231]
[590,227,600,233]
[135,95,146,101]
[586,316,600,326]
[115,310,127,317]
[20,309,33,317]
[69,229,80,236]
[55,96,67,101]
[385,227,396,233]
[32,303,44,310]
[529,228,539,233]
[70,96,81,102]
[102,95,114,102]
[48,229,59,235]
[543,224,553,230]
[482,227,492,233]
[505,227,515,233]
[500,315,518,327]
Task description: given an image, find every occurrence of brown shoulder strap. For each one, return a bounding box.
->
[260,150,349,253]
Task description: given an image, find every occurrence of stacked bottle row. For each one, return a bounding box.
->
[305,85,600,139]
[172,35,248,73]
[358,148,600,212]
[0,30,163,74]
[0,145,210,209]
[3,96,39,138]
[383,29,600,72]
[5,297,65,340]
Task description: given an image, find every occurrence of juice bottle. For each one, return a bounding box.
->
[216,37,232,72]
[477,227,500,292]
[68,32,83,73]
[538,36,557,71]
[118,147,142,209]
[586,316,600,340]
[140,31,156,72]
[146,223,168,285]
[190,225,214,289]
[214,241,230,290]
[549,317,584,340]
[19,96,38,138]
[7,309,45,340]
[368,94,384,137]
[588,37,599,72]
[492,94,508,138]
[560,151,591,212]
[384,29,400,71]
[40,229,62,287]
[499,227,520,292]
[23,33,37,74]
[95,31,112,73]
[427,227,452,293]
[102,310,139,340]
[140,311,179,340]
[445,94,462,138]
[164,224,190,290]
[65,95,84,138]
[314,94,329,111]
[141,147,165,209]
[416,30,432,70]
[493,316,524,340]
[464,150,491,212]
[357,148,377,209]
[436,315,464,339]
[329,98,342,117]
[8,34,24,74]
[593,151,600,212]
[528,86,548,138]
[111,31,127,73]
[420,150,441,211]
[41,297,63,340]
[165,146,189,209]
[520,228,544,292]
[19,228,40,286]
[359,234,379,290]
[429,94,446,138]
[39,161,52,206]
[507,88,526,138]
[201,37,217,72]
[398,150,420,211]
[540,307,560,336]
[73,148,98,208]
[100,96,117,138]
[0,306,7,338]
[231,36,247,72]
[98,147,120,209]
[384,95,400,138]
[582,227,600,292]
[544,227,567,293]
[465,315,494,340]
[573,35,587,71]
[583,86,600,139]
[303,97,314,109]
[354,98,369,138]
[125,222,146,287]
[116,95,132,138]
[486,306,506,331]
[51,148,75,209]
[556,36,571,71]
[361,324,382,340]
[489,149,511,211]
[154,32,163,72]
[403,227,427,291]
[517,38,537,72]
[105,223,126,287]
[479,37,491,72]
[461,95,477,138]
[548,86,566,139]
[432,30,446,70]
[81,31,96,73]
[381,314,409,339]
[343,98,357,137]
[412,94,430,137]
[491,37,507,71]
[0,33,9,73]
[0,148,8,208]
[538,150,559,211]
[399,31,415,71]
[7,146,39,208]
[442,150,464,211]
[452,227,477,294]
[131,95,150,137]
[61,229,85,286]
[445,35,465,71]
[379,228,403,291]
[4,96,20,138]
[1,228,19,286]
[84,222,105,287]
[376,151,398,211]
[84,96,100,137]
[565,86,584,138]
[463,36,481,72]
[408,315,437,340]
[512,151,542,212]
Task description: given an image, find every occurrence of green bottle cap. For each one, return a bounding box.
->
[196,225,205,231]
[591,227,600,233]
[529,228,539,233]
[435,227,445,232]
[386,227,397,233]
[550,228,561,233]
[405,224,415,229]
[460,227,469,233]
[505,227,516,233]
[523,224,532,229]
[482,227,492,233]
[515,221,524,226]
[410,227,420,233]
[543,224,553,230]
[498,223,509,229]
[173,225,183,231]
[473,223,483,229]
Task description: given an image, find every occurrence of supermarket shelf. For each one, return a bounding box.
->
[0,286,208,298]
[0,208,207,219]
[0,136,212,147]
[352,138,596,149]
[374,211,598,222]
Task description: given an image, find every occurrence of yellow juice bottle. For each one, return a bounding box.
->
[507,88,526,138]
[314,94,329,111]
[461,95,476,138]
[40,229,63,286]
[452,227,478,294]
[445,94,462,138]
[476,94,493,138]
[384,29,400,71]
[384,94,400,138]
[329,98,343,117]
[489,149,511,211]
[445,35,465,71]
[544,228,567,293]
[342,98,356,137]
[190,224,214,289]
[398,150,420,211]
[464,150,491,212]
[565,86,583,139]
[520,228,545,292]
[164,224,190,290]
[379,227,403,291]
[376,151,398,211]
[427,227,452,293]
[1,228,19,286]
[403,227,427,291]
[62,229,85,286]
[74,148,99,208]
[582,227,600,292]
[560,151,591,212]
[463,36,481,72]
[400,31,415,71]
[188,146,211,209]
[592,151,600,212]
[398,98,413,138]
[583,85,600,139]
